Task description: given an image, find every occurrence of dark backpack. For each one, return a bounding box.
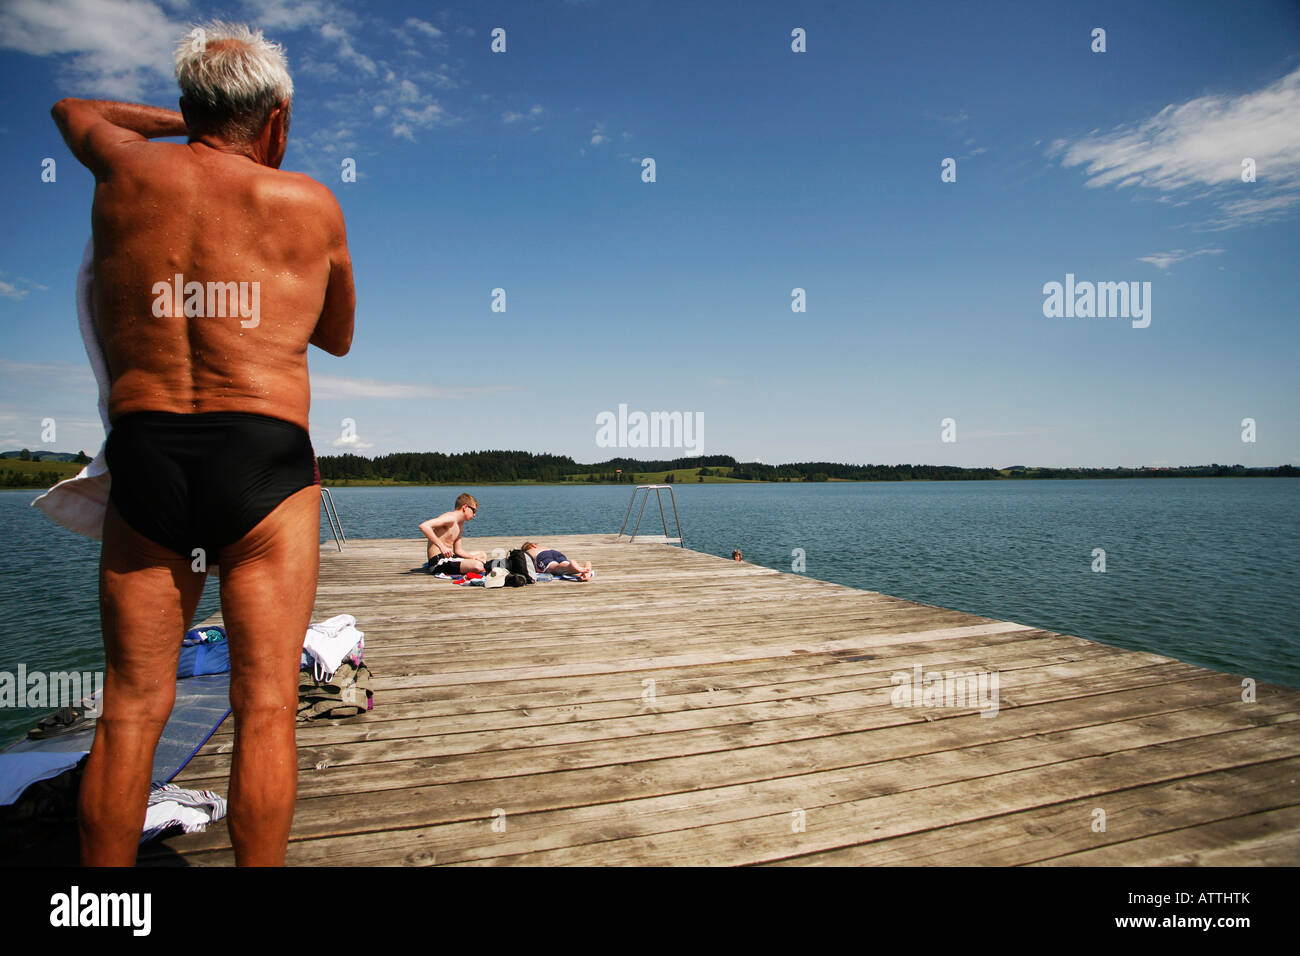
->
[505,549,537,585]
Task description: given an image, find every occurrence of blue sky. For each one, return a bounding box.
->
[1,0,1297,468]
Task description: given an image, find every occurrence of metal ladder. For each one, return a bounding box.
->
[321,487,347,552]
[617,484,684,546]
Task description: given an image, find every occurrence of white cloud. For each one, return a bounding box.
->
[0,358,96,391]
[0,281,29,301]
[503,104,543,125]
[1051,66,1300,228]
[319,21,375,75]
[0,0,181,98]
[1204,193,1300,229]
[396,102,445,130]
[1136,248,1225,270]
[401,17,442,39]
[329,435,374,449]
[310,373,517,401]
[241,0,340,32]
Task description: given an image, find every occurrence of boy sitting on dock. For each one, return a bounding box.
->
[420,493,487,575]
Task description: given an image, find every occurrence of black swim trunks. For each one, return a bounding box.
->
[105,411,317,558]
[426,556,464,576]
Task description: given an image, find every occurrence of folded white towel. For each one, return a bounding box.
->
[302,613,364,680]
[30,237,111,539]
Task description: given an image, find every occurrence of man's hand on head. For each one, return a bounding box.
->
[51,99,187,178]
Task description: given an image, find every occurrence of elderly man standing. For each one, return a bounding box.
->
[51,21,355,865]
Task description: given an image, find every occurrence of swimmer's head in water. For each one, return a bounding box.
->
[175,21,294,146]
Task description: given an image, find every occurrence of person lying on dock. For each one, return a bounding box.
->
[420,493,487,575]
[521,542,595,581]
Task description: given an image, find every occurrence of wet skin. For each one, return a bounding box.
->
[52,95,355,865]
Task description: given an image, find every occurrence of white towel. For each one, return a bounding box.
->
[30,238,111,539]
[140,783,227,843]
[302,613,364,680]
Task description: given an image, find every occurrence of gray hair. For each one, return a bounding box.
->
[174,21,293,143]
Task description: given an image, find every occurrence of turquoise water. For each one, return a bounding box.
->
[1,478,1296,741]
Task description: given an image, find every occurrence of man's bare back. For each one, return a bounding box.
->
[54,23,356,867]
[92,139,353,430]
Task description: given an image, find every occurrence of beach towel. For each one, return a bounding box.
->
[140,783,227,843]
[30,238,112,538]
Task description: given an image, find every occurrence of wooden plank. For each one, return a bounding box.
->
[153,695,1299,865]
[154,535,1300,866]
[769,756,1300,866]
[448,723,1300,866]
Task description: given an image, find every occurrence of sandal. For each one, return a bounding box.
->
[27,705,96,740]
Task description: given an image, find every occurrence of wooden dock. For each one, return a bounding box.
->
[146,535,1300,866]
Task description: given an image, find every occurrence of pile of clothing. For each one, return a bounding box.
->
[299,614,372,721]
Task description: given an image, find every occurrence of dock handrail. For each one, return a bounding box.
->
[616,484,684,546]
[321,487,347,551]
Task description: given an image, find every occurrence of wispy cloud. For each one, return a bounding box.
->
[310,373,517,401]
[1137,248,1225,271]
[0,358,95,391]
[329,435,374,450]
[503,105,543,125]
[0,0,181,99]
[244,0,339,32]
[1050,66,1300,229]
[399,17,442,41]
[319,21,375,75]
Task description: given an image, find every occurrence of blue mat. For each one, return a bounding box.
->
[0,673,231,802]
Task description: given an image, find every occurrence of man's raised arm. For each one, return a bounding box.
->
[310,188,356,357]
[51,99,187,178]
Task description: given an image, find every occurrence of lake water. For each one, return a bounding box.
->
[1,478,1296,741]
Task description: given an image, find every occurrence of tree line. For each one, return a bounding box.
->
[315,451,1298,484]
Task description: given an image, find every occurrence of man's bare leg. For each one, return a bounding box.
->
[80,503,207,865]
[217,484,320,866]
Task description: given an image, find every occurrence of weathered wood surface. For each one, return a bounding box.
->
[145,535,1300,866]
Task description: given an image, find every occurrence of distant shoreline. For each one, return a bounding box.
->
[2,452,1294,490]
[316,472,1299,488]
